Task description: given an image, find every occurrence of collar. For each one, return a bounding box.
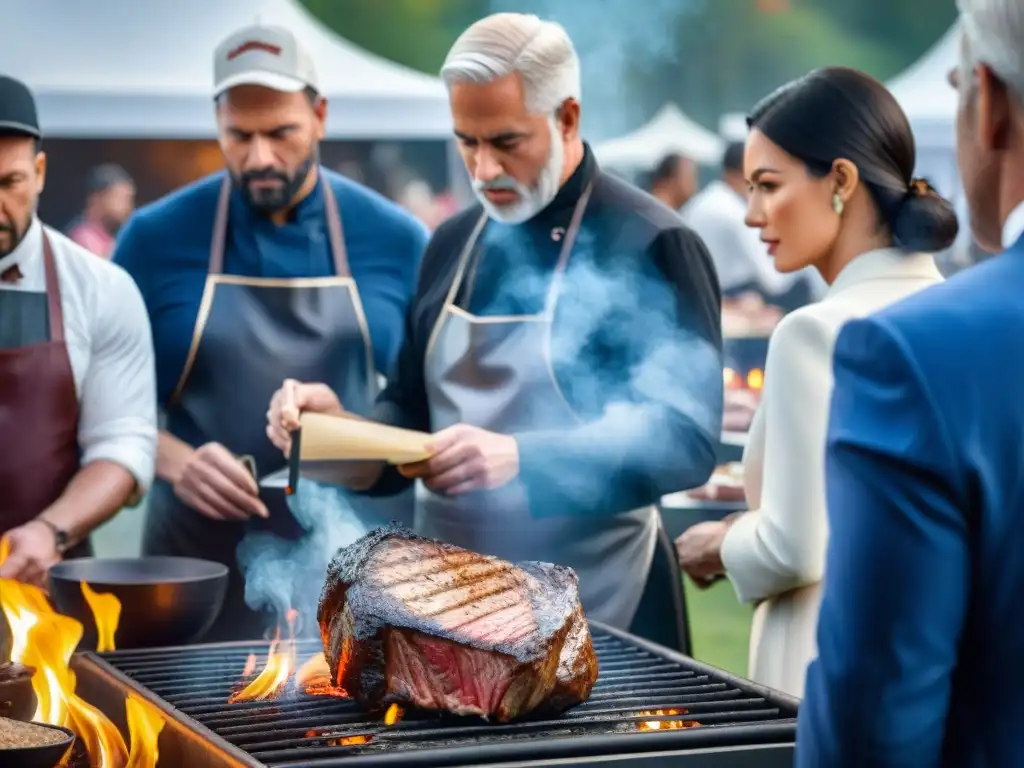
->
[230,167,327,227]
[827,247,942,298]
[0,216,43,276]
[530,142,597,223]
[1002,200,1024,249]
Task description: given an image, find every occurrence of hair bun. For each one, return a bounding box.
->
[891,180,959,253]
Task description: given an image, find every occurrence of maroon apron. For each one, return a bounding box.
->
[0,233,90,557]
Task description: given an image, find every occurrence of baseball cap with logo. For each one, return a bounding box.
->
[213,24,319,98]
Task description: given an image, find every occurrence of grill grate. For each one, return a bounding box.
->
[89,624,798,766]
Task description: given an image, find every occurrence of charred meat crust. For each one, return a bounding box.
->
[317,524,599,720]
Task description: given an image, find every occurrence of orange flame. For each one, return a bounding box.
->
[229,609,299,703]
[304,728,373,746]
[81,581,121,652]
[0,537,165,767]
[227,613,405,726]
[384,703,403,726]
[635,708,701,731]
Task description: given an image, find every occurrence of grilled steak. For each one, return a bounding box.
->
[317,525,598,721]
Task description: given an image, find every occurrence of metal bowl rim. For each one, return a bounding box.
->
[47,556,229,586]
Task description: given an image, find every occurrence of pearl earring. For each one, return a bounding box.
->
[832,194,844,215]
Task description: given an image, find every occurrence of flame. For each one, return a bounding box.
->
[304,728,373,746]
[635,708,701,731]
[81,581,121,652]
[229,609,298,703]
[295,651,350,698]
[124,694,165,768]
[746,368,764,390]
[384,703,403,726]
[0,541,164,767]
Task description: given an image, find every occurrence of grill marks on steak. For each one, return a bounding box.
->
[317,525,598,722]
[370,541,538,644]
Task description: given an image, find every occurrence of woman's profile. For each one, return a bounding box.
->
[675,66,957,697]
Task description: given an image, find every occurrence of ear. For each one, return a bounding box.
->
[34,151,47,195]
[312,96,328,142]
[976,64,1011,152]
[830,158,859,203]
[557,98,581,141]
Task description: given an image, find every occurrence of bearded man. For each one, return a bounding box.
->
[113,23,428,641]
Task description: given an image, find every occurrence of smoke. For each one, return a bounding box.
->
[236,481,369,637]
[481,220,723,449]
[488,0,705,137]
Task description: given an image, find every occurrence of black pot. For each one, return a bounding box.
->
[47,557,229,650]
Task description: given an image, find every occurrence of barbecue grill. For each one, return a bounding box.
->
[71,622,798,767]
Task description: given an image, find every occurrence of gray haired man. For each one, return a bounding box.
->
[268,13,723,645]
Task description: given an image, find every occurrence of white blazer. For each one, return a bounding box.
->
[719,247,944,698]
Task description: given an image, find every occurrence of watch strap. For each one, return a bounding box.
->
[35,518,70,554]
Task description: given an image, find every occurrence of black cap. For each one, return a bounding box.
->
[0,75,41,139]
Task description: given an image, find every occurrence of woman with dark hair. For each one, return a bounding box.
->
[675,67,956,697]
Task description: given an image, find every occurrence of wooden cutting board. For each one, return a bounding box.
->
[297,412,432,464]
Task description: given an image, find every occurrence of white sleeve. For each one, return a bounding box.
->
[78,266,158,498]
[720,311,833,603]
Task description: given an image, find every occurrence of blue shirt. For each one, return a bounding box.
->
[113,169,428,408]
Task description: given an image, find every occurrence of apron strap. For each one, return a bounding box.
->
[446,179,596,317]
[207,169,351,278]
[208,176,232,276]
[320,176,352,279]
[544,180,594,316]
[42,232,65,343]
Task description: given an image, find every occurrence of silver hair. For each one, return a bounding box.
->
[957,0,1024,101]
[440,12,582,115]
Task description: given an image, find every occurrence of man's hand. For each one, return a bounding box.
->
[0,521,62,588]
[174,442,268,522]
[675,520,730,588]
[266,379,344,456]
[398,425,519,495]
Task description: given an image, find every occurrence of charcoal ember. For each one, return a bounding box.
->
[317,525,598,722]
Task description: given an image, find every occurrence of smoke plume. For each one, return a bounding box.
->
[236,482,369,637]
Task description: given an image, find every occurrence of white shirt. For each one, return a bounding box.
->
[1002,200,1024,248]
[681,181,825,298]
[0,217,157,495]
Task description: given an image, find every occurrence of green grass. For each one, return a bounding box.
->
[684,577,752,678]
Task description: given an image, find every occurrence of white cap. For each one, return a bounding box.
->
[213,24,319,97]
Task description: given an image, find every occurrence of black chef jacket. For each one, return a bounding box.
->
[370,145,724,518]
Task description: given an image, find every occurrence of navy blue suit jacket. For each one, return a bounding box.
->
[797,239,1024,766]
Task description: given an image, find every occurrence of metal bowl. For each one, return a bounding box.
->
[48,557,229,650]
[0,721,74,768]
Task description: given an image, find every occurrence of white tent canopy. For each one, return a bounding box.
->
[0,0,452,139]
[887,23,959,150]
[594,103,725,168]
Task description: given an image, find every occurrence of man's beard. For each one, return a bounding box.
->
[473,117,565,225]
[234,152,316,215]
[0,216,31,260]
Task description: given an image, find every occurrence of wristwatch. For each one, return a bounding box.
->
[34,518,70,555]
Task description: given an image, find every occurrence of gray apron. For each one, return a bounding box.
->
[415,185,658,629]
[144,171,410,641]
